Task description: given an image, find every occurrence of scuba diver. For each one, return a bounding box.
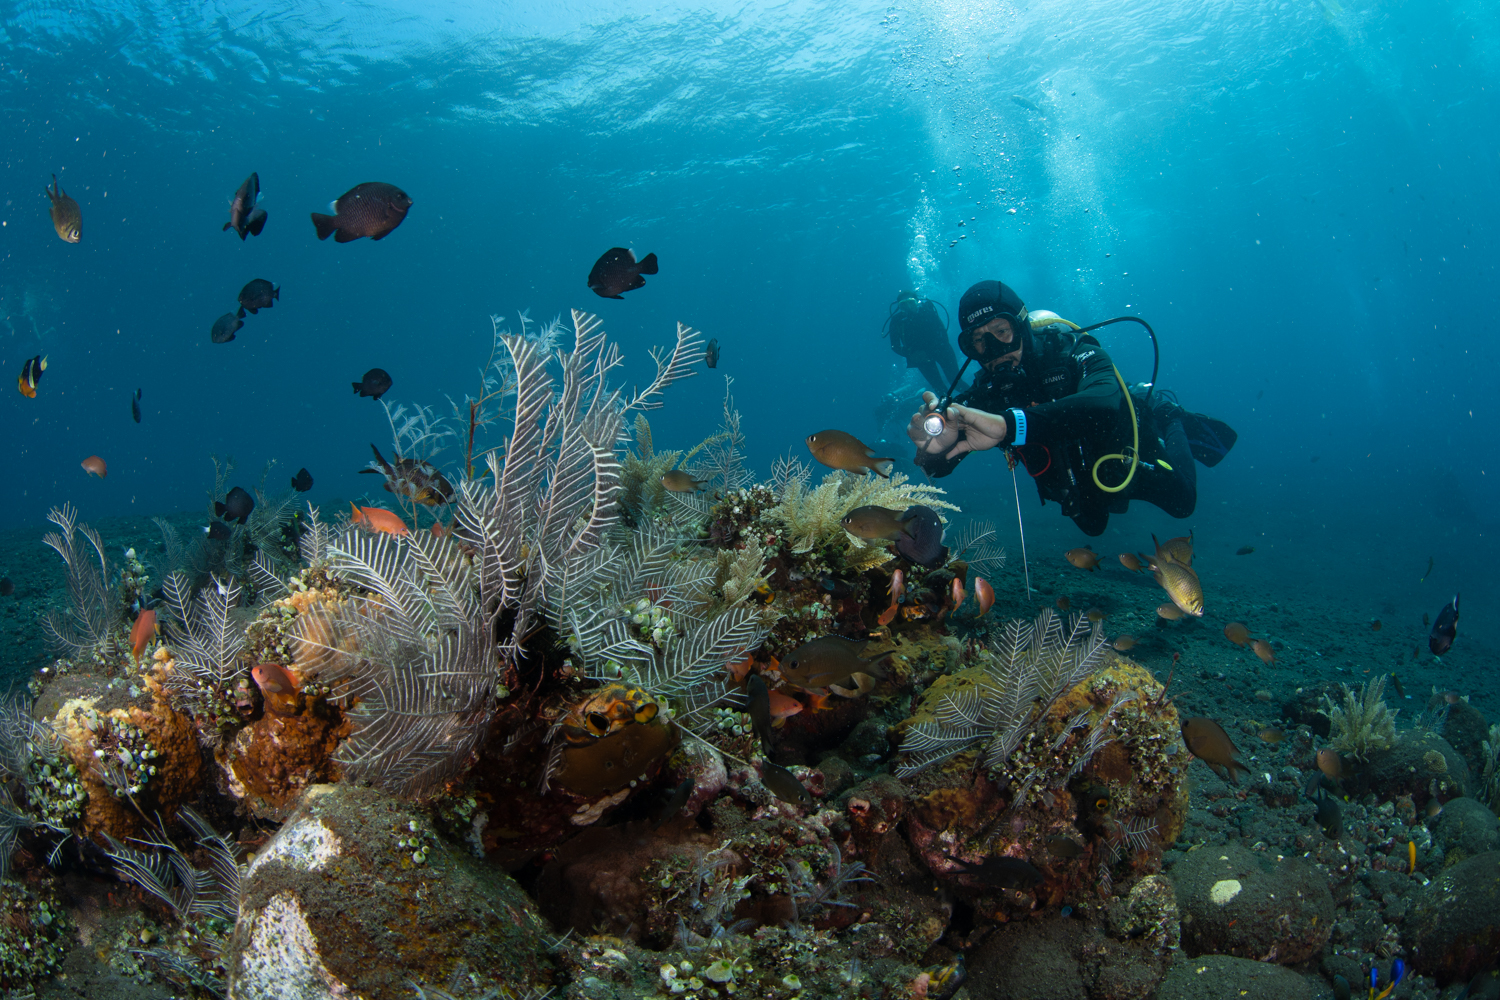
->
[907,279,1237,537]
[884,290,964,394]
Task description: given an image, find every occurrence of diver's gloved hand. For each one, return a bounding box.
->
[907,391,1009,459]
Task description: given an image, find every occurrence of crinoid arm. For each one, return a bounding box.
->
[40,502,120,656]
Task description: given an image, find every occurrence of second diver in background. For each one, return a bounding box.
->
[908,279,1237,537]
[884,290,963,394]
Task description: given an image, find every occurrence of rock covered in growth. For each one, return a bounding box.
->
[899,656,1188,916]
[226,783,554,1000]
[1431,797,1499,862]
[1168,841,1332,965]
[1151,955,1317,1000]
[1407,848,1500,984]
[1353,729,1469,804]
[51,693,205,844]
[0,879,69,992]
[1429,693,1490,780]
[966,874,1180,1000]
[221,710,349,821]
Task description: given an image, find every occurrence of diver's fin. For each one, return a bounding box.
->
[1181,413,1237,467]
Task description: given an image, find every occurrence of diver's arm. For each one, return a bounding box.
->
[908,392,1010,466]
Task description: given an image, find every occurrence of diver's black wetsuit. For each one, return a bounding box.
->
[890,299,963,393]
[916,327,1197,536]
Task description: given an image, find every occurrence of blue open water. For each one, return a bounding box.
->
[0,0,1495,632]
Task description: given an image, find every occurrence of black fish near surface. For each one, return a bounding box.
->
[705,338,720,369]
[223,172,264,239]
[205,521,232,542]
[353,368,392,400]
[588,247,658,299]
[211,313,243,344]
[291,468,314,492]
[311,182,411,242]
[895,504,948,568]
[1430,594,1460,656]
[131,388,141,424]
[237,279,280,318]
[216,486,255,524]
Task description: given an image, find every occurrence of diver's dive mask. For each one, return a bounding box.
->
[959,313,1027,363]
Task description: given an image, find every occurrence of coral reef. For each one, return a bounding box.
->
[3,307,1225,1000]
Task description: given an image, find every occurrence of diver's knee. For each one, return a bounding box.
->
[1167,493,1196,519]
[1073,513,1108,537]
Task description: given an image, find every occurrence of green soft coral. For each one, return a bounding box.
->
[766,470,959,559]
[1320,674,1399,759]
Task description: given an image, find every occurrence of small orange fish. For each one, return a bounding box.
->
[1223,622,1250,646]
[1370,619,1382,632]
[1085,606,1106,622]
[130,609,157,658]
[726,654,755,683]
[877,602,899,626]
[350,502,408,535]
[767,690,803,723]
[1065,548,1101,571]
[805,429,893,478]
[1118,552,1143,572]
[1056,596,1071,612]
[661,470,709,493]
[251,662,298,696]
[888,568,905,602]
[81,455,107,478]
[950,577,967,610]
[1112,635,1137,651]
[1251,639,1276,665]
[974,578,995,617]
[1316,747,1342,780]
[252,662,301,717]
[1157,603,1185,621]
